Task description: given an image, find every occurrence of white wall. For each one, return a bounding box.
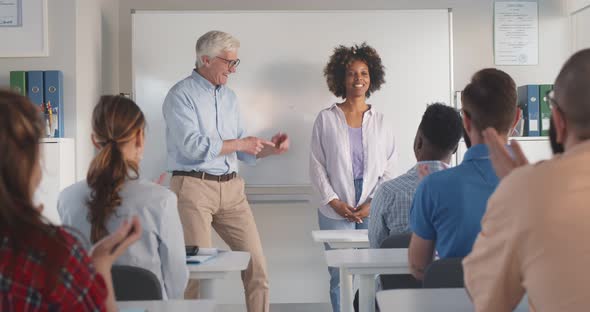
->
[75,0,102,179]
[571,5,590,51]
[74,0,119,179]
[568,0,590,13]
[100,0,120,94]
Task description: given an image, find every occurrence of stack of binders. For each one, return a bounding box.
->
[9,70,64,138]
[517,84,553,137]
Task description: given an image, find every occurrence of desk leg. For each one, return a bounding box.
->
[340,268,353,312]
[199,279,215,299]
[358,274,375,312]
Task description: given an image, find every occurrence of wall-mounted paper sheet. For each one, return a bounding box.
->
[494,1,538,65]
[0,0,21,27]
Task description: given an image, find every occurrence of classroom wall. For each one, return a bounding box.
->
[100,0,120,94]
[75,0,120,179]
[75,0,102,180]
[568,0,590,13]
[0,0,112,180]
[572,5,590,50]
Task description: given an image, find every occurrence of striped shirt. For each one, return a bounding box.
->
[368,161,447,248]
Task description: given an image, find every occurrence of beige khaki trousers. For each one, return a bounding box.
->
[170,175,269,312]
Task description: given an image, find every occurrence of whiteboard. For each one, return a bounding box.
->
[132,10,452,186]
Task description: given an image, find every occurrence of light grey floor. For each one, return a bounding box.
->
[216,303,331,312]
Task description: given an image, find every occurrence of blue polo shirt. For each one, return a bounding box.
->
[409,144,499,258]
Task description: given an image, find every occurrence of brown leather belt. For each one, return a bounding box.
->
[172,170,237,182]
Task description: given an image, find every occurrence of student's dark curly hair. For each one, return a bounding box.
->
[323,43,386,99]
[419,103,463,154]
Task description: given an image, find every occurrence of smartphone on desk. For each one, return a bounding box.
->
[185,245,199,256]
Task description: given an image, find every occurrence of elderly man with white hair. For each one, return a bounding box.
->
[162,30,289,312]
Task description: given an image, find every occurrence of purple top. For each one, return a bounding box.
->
[348,126,364,179]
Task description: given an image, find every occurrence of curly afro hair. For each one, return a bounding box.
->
[323,43,386,99]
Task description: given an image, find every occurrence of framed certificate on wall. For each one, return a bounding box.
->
[0,0,47,57]
[0,0,23,27]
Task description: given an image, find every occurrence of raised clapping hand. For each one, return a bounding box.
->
[252,132,290,158]
[483,127,529,179]
[89,216,142,271]
[239,136,276,155]
[271,132,290,154]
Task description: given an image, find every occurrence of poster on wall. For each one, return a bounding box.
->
[0,0,22,27]
[494,0,538,65]
[0,0,47,57]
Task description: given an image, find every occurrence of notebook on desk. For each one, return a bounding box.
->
[187,248,218,264]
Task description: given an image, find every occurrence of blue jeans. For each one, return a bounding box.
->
[318,179,367,312]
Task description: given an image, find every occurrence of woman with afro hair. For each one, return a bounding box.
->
[309,43,397,312]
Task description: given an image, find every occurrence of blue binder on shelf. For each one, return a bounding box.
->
[518,85,540,136]
[44,70,64,138]
[26,71,45,109]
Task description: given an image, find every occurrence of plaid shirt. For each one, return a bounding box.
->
[0,227,107,311]
[369,161,447,248]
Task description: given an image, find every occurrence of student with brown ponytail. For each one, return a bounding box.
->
[58,95,188,299]
[0,90,141,311]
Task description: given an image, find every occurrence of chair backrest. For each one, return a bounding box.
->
[422,257,464,288]
[379,233,421,290]
[379,233,412,249]
[111,265,163,300]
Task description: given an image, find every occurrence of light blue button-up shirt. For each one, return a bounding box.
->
[57,178,189,299]
[162,70,255,175]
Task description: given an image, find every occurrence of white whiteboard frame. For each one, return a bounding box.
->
[0,0,48,57]
[131,9,455,188]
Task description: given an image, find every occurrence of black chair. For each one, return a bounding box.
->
[380,232,412,249]
[379,233,421,290]
[422,257,464,288]
[111,265,163,300]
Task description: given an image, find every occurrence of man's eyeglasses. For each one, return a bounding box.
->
[216,56,240,69]
[545,89,564,114]
[460,108,471,119]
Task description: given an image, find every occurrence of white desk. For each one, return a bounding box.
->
[118,299,215,311]
[376,288,529,312]
[325,248,409,312]
[188,250,250,299]
[311,229,369,249]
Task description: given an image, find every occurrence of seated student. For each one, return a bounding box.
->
[58,95,188,299]
[0,90,141,312]
[408,68,520,281]
[464,49,590,311]
[369,103,462,248]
